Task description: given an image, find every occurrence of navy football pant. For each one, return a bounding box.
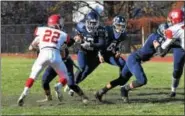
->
[75,50,100,84]
[172,47,185,88]
[104,53,126,75]
[121,52,147,86]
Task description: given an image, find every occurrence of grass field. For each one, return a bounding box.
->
[1,57,184,115]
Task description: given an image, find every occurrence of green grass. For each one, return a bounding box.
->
[1,57,184,115]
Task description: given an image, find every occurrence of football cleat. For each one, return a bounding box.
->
[82,95,89,104]
[68,89,74,96]
[36,95,52,103]
[120,87,129,103]
[17,94,26,106]
[169,92,176,98]
[95,91,103,102]
[54,84,63,102]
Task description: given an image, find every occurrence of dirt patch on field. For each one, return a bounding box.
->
[1,53,173,62]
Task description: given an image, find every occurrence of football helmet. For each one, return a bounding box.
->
[47,14,64,29]
[113,15,127,33]
[167,9,183,25]
[85,11,99,33]
[157,22,169,37]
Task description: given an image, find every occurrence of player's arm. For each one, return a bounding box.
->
[72,22,85,44]
[161,29,175,49]
[90,27,105,49]
[28,36,39,51]
[153,40,171,57]
[154,29,175,57]
[98,50,105,63]
[64,35,76,47]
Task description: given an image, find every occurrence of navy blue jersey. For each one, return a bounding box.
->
[75,21,105,52]
[136,33,164,61]
[102,25,127,55]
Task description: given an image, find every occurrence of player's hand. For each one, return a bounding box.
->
[74,34,83,43]
[99,55,104,63]
[115,51,121,58]
[81,41,91,48]
[153,40,160,48]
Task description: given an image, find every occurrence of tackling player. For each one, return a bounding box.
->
[95,22,179,102]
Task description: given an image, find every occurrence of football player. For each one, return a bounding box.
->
[73,11,106,84]
[154,8,185,97]
[95,22,180,102]
[17,14,71,106]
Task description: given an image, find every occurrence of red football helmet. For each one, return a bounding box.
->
[168,9,183,24]
[47,14,64,29]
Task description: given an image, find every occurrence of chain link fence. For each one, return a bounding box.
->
[1,23,142,54]
[1,23,76,53]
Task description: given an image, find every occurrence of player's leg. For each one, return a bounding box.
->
[105,55,126,75]
[17,54,48,106]
[95,64,132,102]
[63,57,88,103]
[120,53,147,101]
[37,66,57,102]
[75,52,100,84]
[51,58,69,102]
[74,50,87,84]
[170,48,185,97]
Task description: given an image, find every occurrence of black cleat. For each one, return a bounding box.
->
[169,92,176,98]
[17,94,26,106]
[95,91,103,102]
[120,87,129,103]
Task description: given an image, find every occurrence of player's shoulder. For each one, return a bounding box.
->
[97,25,106,32]
[76,21,86,33]
[168,22,184,31]
[104,25,112,30]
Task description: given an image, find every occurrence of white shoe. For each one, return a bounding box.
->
[64,85,70,92]
[68,89,75,96]
[54,84,63,102]
[82,95,89,105]
[17,94,26,106]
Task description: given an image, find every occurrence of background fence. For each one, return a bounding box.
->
[1,23,142,54]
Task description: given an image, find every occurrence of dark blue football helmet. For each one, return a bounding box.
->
[85,11,100,33]
[113,15,127,33]
[157,22,169,37]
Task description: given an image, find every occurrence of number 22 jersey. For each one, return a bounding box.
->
[33,27,70,51]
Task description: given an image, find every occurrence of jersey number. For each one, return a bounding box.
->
[84,37,94,50]
[43,30,60,44]
[107,42,116,51]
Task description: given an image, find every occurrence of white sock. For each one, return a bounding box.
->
[55,82,63,89]
[171,87,176,92]
[23,87,29,96]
